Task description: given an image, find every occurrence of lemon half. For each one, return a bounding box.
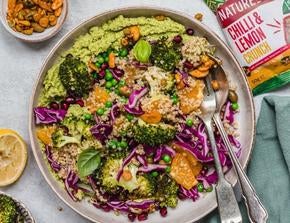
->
[0,129,27,187]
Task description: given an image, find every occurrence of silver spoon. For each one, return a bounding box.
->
[197,75,242,223]
[209,55,268,223]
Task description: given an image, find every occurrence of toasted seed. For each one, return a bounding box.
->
[51,0,63,10]
[50,18,57,26]
[31,22,44,32]
[194,13,203,21]
[54,7,62,17]
[33,13,41,22]
[18,20,31,26]
[22,27,33,35]
[15,24,22,32]
[228,90,238,103]
[38,1,52,12]
[15,4,24,13]
[39,16,49,28]
[155,15,165,21]
[121,38,129,46]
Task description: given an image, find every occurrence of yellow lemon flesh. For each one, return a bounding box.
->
[0,129,27,187]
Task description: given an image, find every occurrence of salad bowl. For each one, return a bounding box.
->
[29,6,255,223]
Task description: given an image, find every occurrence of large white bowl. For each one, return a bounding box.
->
[29,7,255,223]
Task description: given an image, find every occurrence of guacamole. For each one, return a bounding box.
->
[38,15,185,106]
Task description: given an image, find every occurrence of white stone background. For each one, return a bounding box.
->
[0,0,289,222]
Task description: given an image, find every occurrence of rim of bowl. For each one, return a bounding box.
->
[0,0,68,43]
[28,6,256,223]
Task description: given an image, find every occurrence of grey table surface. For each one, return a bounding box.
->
[0,0,289,223]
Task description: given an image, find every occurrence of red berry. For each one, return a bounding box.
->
[128,213,136,222]
[137,213,148,221]
[160,207,167,217]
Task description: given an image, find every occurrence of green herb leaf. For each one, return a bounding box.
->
[77,148,101,177]
[133,39,152,63]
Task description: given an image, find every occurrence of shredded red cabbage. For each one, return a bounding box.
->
[179,186,199,201]
[223,101,234,124]
[136,155,147,167]
[153,145,176,162]
[127,87,148,109]
[34,107,67,124]
[64,169,79,201]
[109,103,120,122]
[138,164,167,173]
[45,145,61,172]
[124,104,144,115]
[91,124,113,144]
[116,147,138,181]
[197,167,218,189]
[109,68,124,81]
[107,199,155,213]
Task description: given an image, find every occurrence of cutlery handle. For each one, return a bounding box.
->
[213,114,268,223]
[204,120,242,223]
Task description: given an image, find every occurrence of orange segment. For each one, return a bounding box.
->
[172,143,202,176]
[178,80,204,114]
[36,126,55,145]
[140,110,162,124]
[94,86,109,104]
[170,153,198,190]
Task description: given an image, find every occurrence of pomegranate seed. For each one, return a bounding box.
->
[137,213,148,221]
[61,102,69,110]
[128,213,136,222]
[160,207,167,217]
[173,35,183,44]
[183,60,194,69]
[186,28,194,36]
[75,99,84,107]
[49,102,59,110]
[99,70,105,78]
[101,63,109,70]
[100,203,111,212]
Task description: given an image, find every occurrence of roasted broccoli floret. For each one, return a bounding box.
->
[100,157,139,193]
[0,194,17,223]
[51,128,80,148]
[156,174,179,208]
[59,54,92,97]
[62,104,93,139]
[150,36,181,71]
[131,120,176,146]
[134,174,157,197]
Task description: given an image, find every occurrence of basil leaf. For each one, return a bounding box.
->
[133,39,152,63]
[77,148,101,177]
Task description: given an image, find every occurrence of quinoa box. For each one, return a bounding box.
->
[205,0,290,95]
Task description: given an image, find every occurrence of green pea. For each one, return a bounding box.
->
[97,57,104,64]
[165,166,171,173]
[105,71,113,81]
[104,56,109,62]
[96,108,105,116]
[197,183,204,192]
[112,79,118,86]
[107,140,118,149]
[105,81,113,89]
[119,141,128,149]
[92,72,97,79]
[206,186,213,192]
[105,101,113,108]
[83,113,92,120]
[95,62,101,68]
[151,171,159,177]
[119,79,126,86]
[114,88,120,95]
[231,102,239,111]
[171,94,179,105]
[126,114,134,121]
[162,155,171,163]
[186,119,193,127]
[119,48,128,57]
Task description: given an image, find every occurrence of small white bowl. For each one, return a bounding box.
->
[0,0,68,43]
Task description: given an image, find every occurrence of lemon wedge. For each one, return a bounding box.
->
[0,129,27,187]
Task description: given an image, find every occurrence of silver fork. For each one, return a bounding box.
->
[197,75,242,223]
